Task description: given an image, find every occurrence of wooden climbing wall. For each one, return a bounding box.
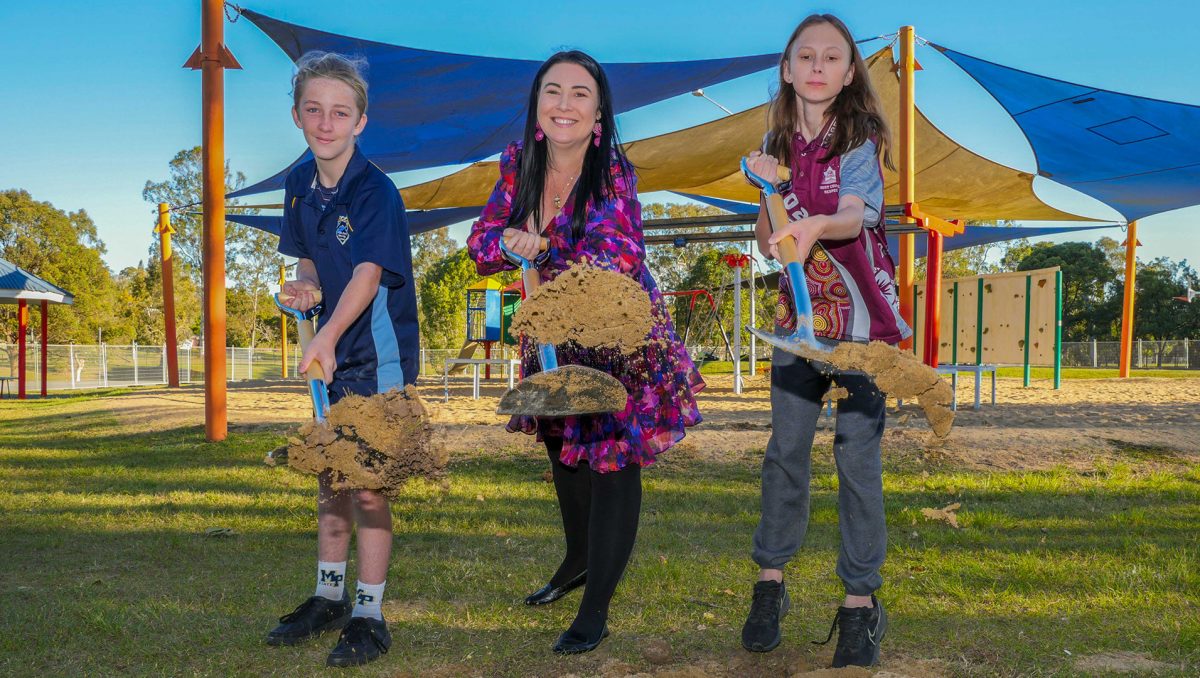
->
[911,267,1060,366]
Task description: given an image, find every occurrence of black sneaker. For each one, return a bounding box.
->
[814,595,888,667]
[741,580,791,652]
[326,616,391,667]
[266,594,352,646]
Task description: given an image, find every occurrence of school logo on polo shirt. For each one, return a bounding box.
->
[335,215,352,245]
[821,166,838,187]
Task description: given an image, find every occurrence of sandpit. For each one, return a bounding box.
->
[511,261,653,352]
[283,386,446,497]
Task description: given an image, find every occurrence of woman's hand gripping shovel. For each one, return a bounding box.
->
[741,157,831,358]
[274,290,331,424]
[495,238,627,417]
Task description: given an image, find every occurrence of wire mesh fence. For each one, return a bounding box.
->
[0,338,1194,396]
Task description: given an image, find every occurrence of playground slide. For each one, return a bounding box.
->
[446,341,479,374]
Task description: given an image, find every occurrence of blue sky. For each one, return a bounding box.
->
[2,1,1198,274]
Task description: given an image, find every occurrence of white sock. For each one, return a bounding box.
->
[352,580,386,620]
[315,561,347,601]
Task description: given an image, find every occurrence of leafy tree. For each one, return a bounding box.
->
[143,147,274,347]
[642,202,739,293]
[0,190,122,352]
[142,147,259,279]
[1132,258,1200,366]
[1017,241,1117,342]
[418,248,479,350]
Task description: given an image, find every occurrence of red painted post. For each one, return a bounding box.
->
[17,300,27,399]
[923,230,944,367]
[40,300,48,397]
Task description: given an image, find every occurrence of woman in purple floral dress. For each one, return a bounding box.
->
[467,50,704,654]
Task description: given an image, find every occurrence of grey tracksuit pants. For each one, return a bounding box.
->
[751,346,887,596]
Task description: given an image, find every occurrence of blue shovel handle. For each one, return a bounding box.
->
[500,239,558,371]
[741,158,828,352]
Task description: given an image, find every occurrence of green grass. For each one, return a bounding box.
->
[1,398,1198,676]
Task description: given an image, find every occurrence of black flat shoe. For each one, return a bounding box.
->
[524,570,587,606]
[326,616,391,667]
[266,594,352,646]
[552,625,609,655]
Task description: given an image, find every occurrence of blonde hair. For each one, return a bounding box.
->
[291,51,369,116]
[766,14,893,170]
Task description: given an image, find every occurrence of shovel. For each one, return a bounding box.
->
[495,239,628,417]
[741,158,831,358]
[274,290,331,423]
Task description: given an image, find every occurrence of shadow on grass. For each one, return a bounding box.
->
[2,414,1199,676]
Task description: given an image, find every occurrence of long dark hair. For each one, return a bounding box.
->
[507,50,632,242]
[766,14,894,170]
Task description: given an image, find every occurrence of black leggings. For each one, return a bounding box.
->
[545,437,641,637]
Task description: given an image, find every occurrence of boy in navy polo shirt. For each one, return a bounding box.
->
[265,51,418,669]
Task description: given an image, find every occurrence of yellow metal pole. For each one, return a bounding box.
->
[897,25,916,350]
[1118,221,1139,377]
[156,203,180,387]
[279,264,288,379]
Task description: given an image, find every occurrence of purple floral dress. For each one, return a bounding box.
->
[467,141,705,472]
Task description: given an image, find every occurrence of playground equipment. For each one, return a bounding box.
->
[663,289,733,362]
[910,266,1063,388]
[465,278,504,378]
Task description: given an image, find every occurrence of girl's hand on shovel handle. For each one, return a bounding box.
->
[768,215,827,266]
[745,151,783,189]
[502,228,549,261]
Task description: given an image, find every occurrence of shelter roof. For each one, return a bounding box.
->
[230,8,777,197]
[936,45,1200,222]
[400,47,1089,222]
[0,258,75,305]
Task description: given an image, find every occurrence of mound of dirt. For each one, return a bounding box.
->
[511,261,653,352]
[797,341,955,439]
[286,386,446,497]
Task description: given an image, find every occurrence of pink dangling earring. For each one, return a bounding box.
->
[534,123,545,142]
[592,121,602,148]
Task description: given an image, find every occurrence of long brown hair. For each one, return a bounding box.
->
[766,14,894,171]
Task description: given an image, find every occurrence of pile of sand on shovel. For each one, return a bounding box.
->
[284,386,447,497]
[797,341,955,439]
[510,261,653,353]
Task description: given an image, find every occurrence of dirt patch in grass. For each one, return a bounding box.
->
[1074,651,1178,674]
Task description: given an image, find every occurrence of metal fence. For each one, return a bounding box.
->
[0,343,302,391]
[2,338,1194,394]
[1060,339,1196,369]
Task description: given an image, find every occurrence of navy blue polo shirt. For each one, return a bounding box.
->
[278,146,419,402]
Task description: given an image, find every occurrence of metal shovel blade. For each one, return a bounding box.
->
[748,325,832,360]
[497,365,627,416]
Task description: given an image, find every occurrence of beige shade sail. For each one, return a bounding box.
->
[400,47,1089,222]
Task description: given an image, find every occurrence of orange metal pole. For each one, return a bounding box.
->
[897,26,916,350]
[157,204,180,387]
[40,300,48,397]
[17,300,27,399]
[279,264,288,379]
[1118,221,1139,377]
[201,0,227,439]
